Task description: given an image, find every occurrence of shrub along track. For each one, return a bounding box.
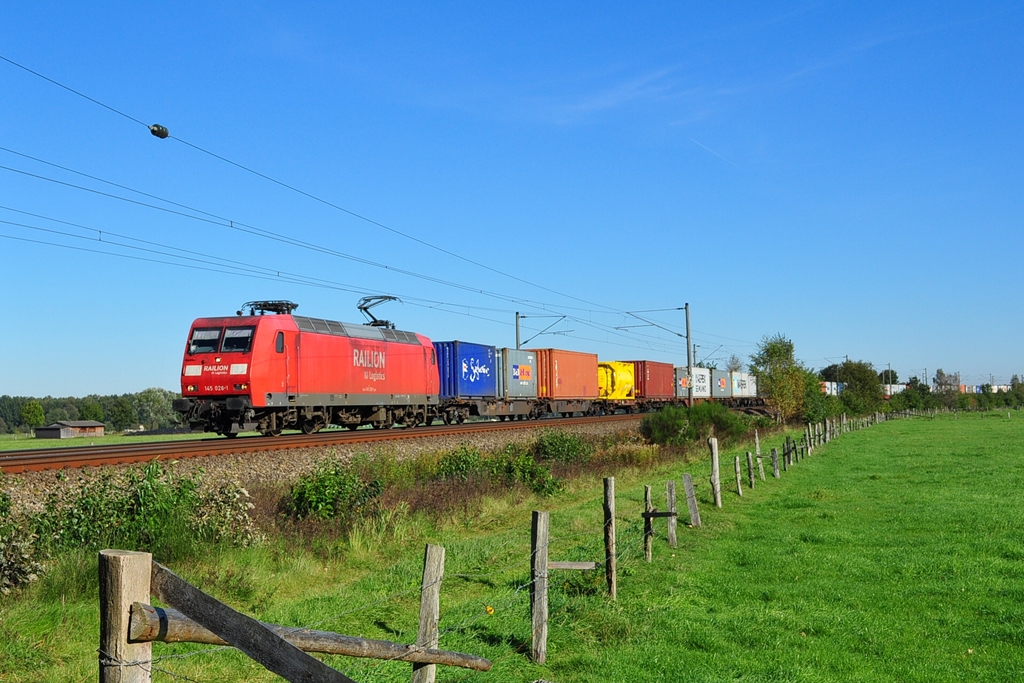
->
[0,414,642,474]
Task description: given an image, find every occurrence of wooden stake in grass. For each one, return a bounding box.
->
[709,438,722,508]
[734,456,743,497]
[530,511,549,664]
[746,451,755,490]
[682,473,702,528]
[644,485,654,562]
[412,544,445,683]
[757,456,766,481]
[666,480,677,548]
[771,448,780,478]
[603,477,616,600]
[755,429,761,457]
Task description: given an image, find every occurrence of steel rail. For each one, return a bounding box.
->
[0,414,643,473]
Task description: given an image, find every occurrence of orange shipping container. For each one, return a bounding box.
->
[529,348,599,399]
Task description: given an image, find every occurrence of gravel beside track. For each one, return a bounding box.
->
[2,418,642,517]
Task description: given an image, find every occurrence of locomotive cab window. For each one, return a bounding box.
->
[221,326,256,353]
[188,328,222,355]
[275,331,284,353]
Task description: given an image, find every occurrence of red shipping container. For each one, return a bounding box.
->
[528,349,599,399]
[622,360,675,399]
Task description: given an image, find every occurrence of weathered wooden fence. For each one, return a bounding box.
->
[98,545,491,683]
[101,410,907,675]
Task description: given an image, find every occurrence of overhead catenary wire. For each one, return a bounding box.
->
[0,56,740,354]
[0,153,693,353]
[0,53,623,314]
[0,55,731,356]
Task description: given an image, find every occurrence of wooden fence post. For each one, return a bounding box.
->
[734,456,743,497]
[771,448,780,478]
[666,480,677,548]
[757,456,765,481]
[530,511,549,664]
[746,451,755,490]
[754,429,761,457]
[682,474,701,528]
[100,550,152,683]
[603,477,616,600]
[411,544,445,683]
[644,485,654,562]
[708,438,722,508]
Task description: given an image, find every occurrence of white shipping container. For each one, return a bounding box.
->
[730,371,756,398]
[689,367,711,398]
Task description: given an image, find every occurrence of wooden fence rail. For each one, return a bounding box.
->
[98,548,491,683]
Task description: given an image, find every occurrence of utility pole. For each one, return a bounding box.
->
[515,312,521,350]
[685,303,693,406]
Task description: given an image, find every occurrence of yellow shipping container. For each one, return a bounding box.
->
[599,361,636,400]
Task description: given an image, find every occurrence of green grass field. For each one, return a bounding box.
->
[0,430,214,452]
[2,411,1023,682]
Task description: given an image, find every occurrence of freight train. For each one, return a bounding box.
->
[172,301,760,437]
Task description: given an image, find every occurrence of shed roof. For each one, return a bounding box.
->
[46,420,106,428]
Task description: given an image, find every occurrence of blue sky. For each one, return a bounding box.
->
[1,2,1021,396]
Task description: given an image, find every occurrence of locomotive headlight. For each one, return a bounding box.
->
[234,384,248,391]
[187,384,198,392]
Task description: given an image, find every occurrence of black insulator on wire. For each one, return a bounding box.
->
[149,124,169,139]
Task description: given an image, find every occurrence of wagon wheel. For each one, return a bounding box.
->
[262,427,282,437]
[224,431,239,439]
[442,412,453,425]
[301,420,322,435]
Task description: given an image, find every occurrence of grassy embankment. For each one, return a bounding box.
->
[2,412,1024,682]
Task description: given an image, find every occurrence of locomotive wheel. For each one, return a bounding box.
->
[346,425,359,431]
[262,428,282,437]
[442,413,452,425]
[224,431,238,439]
[301,421,322,435]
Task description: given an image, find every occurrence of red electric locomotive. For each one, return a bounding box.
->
[172,301,438,436]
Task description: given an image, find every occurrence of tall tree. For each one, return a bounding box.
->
[107,397,139,432]
[878,369,899,384]
[748,333,804,421]
[726,354,745,373]
[838,361,884,414]
[79,398,104,422]
[820,364,842,382]
[20,400,46,429]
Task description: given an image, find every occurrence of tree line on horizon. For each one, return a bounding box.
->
[0,389,182,434]
[747,333,1024,423]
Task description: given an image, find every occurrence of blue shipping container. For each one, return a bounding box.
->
[434,341,498,399]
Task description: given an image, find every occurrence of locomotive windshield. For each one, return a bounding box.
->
[221,327,256,353]
[188,328,221,354]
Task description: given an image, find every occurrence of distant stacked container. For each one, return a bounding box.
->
[730,371,756,397]
[680,367,712,398]
[711,369,732,398]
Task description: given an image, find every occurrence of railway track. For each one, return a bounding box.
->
[0,414,643,473]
